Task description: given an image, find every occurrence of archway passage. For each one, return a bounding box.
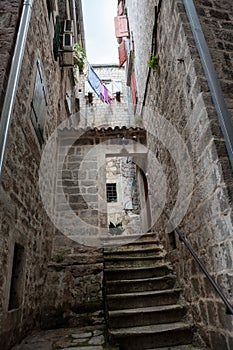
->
[56,125,147,243]
[138,168,152,233]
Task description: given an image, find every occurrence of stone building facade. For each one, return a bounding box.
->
[0,0,85,348]
[1,0,232,349]
[38,61,144,330]
[41,123,146,329]
[123,0,233,348]
[77,64,133,128]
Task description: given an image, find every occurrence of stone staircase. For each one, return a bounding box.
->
[103,233,203,350]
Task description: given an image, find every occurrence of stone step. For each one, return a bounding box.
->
[104,254,166,268]
[104,263,173,281]
[108,304,186,328]
[147,346,204,350]
[103,233,157,241]
[104,240,162,251]
[104,245,164,257]
[102,233,158,247]
[106,275,176,294]
[109,322,193,350]
[106,289,181,310]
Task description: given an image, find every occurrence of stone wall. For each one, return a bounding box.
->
[41,233,104,329]
[53,126,145,237]
[0,0,21,114]
[0,1,80,348]
[126,0,233,348]
[124,0,155,113]
[41,127,145,328]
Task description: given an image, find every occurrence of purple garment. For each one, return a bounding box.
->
[100,81,109,103]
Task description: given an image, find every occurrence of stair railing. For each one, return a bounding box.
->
[161,209,233,315]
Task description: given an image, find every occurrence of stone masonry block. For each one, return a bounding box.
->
[209,331,229,350]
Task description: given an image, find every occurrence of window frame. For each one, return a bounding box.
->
[8,243,25,311]
[106,183,118,203]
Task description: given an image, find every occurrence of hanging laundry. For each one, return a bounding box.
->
[87,63,114,103]
[100,81,109,103]
[108,90,114,103]
[87,64,101,97]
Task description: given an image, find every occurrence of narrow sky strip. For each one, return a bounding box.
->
[82,0,118,64]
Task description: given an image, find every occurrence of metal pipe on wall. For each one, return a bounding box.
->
[77,0,86,52]
[71,0,78,43]
[183,0,233,168]
[0,0,34,180]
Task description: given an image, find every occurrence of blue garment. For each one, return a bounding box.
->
[87,64,101,97]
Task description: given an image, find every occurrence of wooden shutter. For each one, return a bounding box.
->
[30,59,47,145]
[131,70,137,106]
[114,16,129,38]
[118,41,127,66]
[118,1,124,16]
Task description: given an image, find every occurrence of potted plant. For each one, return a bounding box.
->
[109,222,124,235]
[73,43,86,72]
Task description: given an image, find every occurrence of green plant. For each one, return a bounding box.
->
[133,114,143,127]
[73,43,86,71]
[130,50,135,61]
[148,53,158,71]
[109,222,124,235]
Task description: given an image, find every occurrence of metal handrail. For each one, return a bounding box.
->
[183,0,233,168]
[162,209,233,315]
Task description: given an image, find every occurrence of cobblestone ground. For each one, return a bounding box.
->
[11,326,119,350]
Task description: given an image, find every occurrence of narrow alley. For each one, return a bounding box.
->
[0,0,233,350]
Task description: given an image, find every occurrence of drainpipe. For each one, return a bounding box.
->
[71,0,78,43]
[183,0,233,169]
[0,0,33,180]
[77,0,86,52]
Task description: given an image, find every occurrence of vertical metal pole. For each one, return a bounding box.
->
[0,0,33,180]
[183,0,233,168]
[71,0,78,43]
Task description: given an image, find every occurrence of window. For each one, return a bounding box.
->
[85,81,94,95]
[114,16,129,38]
[65,91,72,113]
[75,97,80,112]
[46,0,56,19]
[118,0,124,16]
[118,41,127,67]
[106,183,117,202]
[8,243,25,311]
[116,91,121,102]
[30,59,47,146]
[131,69,137,108]
[113,80,123,94]
[87,92,93,105]
[53,16,60,61]
[113,80,122,102]
[46,0,52,19]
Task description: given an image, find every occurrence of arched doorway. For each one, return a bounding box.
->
[138,168,152,233]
